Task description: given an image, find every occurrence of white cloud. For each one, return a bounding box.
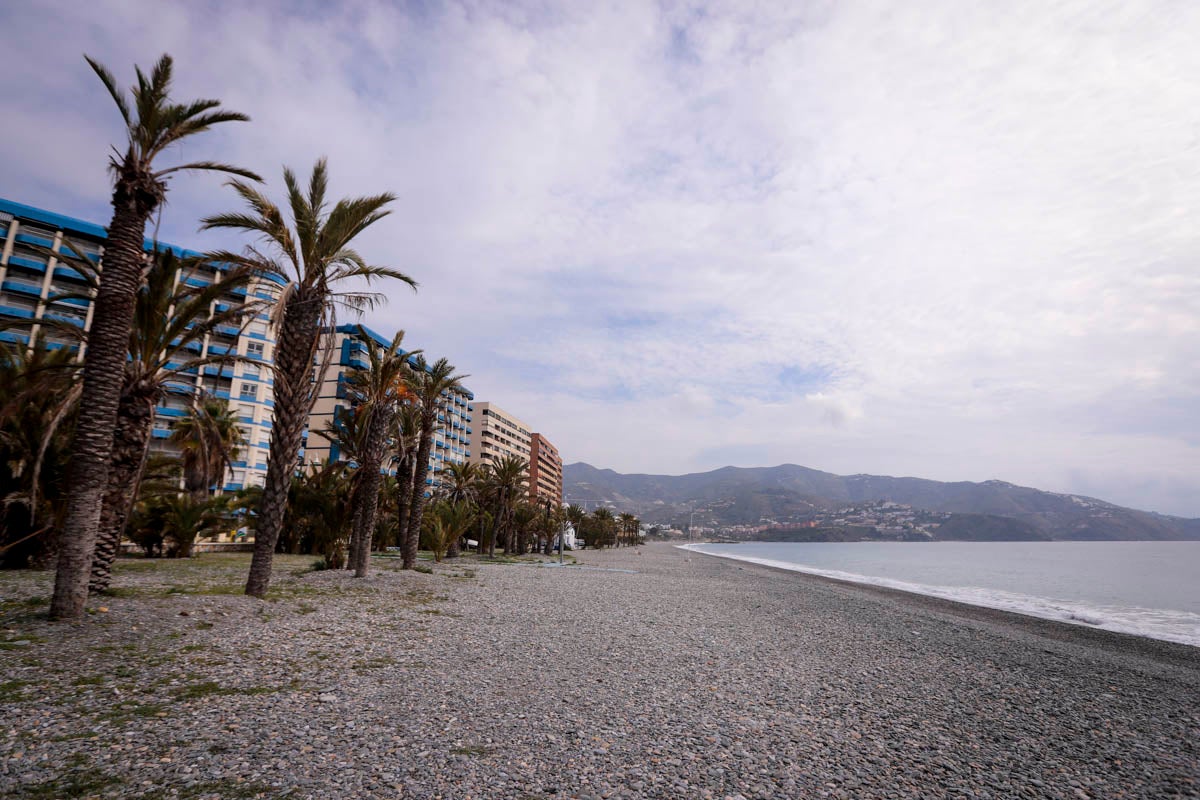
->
[1,0,1197,515]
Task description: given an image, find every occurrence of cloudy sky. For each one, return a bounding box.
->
[2,1,1198,516]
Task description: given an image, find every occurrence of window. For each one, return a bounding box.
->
[248,321,268,337]
[246,341,265,359]
[243,361,261,377]
[239,383,257,401]
[237,403,256,421]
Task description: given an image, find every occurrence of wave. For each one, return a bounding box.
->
[680,544,1200,648]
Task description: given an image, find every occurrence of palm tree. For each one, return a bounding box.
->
[439,461,480,558]
[51,54,257,619]
[71,249,259,594]
[0,341,80,568]
[155,495,223,559]
[202,159,415,597]
[512,501,539,555]
[390,404,422,554]
[283,462,353,569]
[481,454,528,557]
[592,507,616,549]
[401,356,467,570]
[618,512,639,547]
[426,500,477,562]
[169,397,246,505]
[340,328,417,577]
[564,504,586,551]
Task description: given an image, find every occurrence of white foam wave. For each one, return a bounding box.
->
[679,544,1200,648]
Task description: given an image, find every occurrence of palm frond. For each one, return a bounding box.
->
[156,161,262,182]
[84,55,132,127]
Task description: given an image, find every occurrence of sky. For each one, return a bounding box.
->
[1,1,1198,517]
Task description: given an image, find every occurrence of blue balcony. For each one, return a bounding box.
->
[7,255,47,272]
[2,279,42,296]
[0,305,36,319]
[14,232,54,248]
[152,428,171,439]
[52,266,88,281]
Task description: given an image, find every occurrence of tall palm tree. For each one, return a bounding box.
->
[67,249,259,594]
[618,512,639,547]
[402,356,467,570]
[203,159,415,597]
[481,454,528,557]
[169,397,246,505]
[339,328,417,577]
[390,404,422,554]
[52,54,257,619]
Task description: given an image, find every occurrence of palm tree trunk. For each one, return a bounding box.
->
[350,409,390,577]
[51,202,152,619]
[402,411,436,570]
[89,389,155,593]
[395,454,414,551]
[245,294,323,598]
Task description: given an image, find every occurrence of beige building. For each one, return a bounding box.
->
[468,402,532,470]
[467,402,563,505]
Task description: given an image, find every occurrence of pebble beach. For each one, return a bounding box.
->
[1,543,1198,799]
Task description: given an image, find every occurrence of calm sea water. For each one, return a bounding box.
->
[683,541,1200,647]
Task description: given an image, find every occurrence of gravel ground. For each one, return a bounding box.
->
[1,543,1197,799]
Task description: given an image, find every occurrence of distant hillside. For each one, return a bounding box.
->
[563,462,1200,542]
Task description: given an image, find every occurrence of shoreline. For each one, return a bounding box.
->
[678,541,1200,657]
[2,543,1198,798]
[678,543,1200,675]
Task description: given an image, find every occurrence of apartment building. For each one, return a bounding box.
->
[0,197,284,492]
[467,402,533,471]
[466,403,564,504]
[304,324,475,493]
[529,433,563,505]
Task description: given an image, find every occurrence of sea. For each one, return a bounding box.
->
[681,541,1200,647]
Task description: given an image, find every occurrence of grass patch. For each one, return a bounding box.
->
[451,744,494,756]
[0,596,47,612]
[96,701,168,724]
[173,681,279,701]
[73,675,106,686]
[0,679,32,701]
[139,778,285,799]
[9,769,123,799]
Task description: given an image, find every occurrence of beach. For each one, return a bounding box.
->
[1,543,1197,799]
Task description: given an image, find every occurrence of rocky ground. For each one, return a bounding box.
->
[0,543,1197,799]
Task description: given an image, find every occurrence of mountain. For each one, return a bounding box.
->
[563,462,1200,541]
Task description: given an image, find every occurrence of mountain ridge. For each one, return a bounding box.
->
[563,462,1200,541]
